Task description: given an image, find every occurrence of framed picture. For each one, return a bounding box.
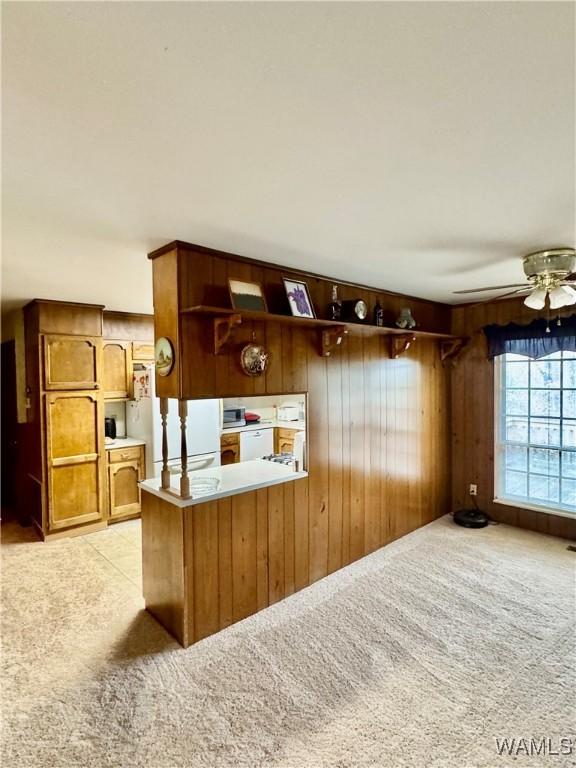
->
[283,277,316,319]
[228,279,268,312]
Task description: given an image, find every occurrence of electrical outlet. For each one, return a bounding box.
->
[469,484,478,496]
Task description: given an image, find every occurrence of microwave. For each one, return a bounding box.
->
[223,406,246,429]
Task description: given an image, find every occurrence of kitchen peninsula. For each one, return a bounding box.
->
[141,240,455,646]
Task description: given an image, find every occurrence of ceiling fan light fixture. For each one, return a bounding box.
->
[524,287,547,310]
[549,285,576,309]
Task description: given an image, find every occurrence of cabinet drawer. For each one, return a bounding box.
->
[277,428,297,439]
[108,446,142,463]
[132,342,154,361]
[220,432,240,447]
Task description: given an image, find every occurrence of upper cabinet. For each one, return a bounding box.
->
[102,340,133,400]
[132,342,154,362]
[43,335,101,390]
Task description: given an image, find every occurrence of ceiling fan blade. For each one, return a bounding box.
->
[455,288,530,307]
[452,283,528,295]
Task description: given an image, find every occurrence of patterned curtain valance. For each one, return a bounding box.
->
[483,315,576,360]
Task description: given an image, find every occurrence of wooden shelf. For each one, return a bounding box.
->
[181,305,457,340]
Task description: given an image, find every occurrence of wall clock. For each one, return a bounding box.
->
[155,337,175,377]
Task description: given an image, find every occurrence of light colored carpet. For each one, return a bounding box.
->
[2,515,575,768]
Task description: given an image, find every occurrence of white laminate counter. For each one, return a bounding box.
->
[140,459,308,508]
[222,420,306,435]
[104,437,147,451]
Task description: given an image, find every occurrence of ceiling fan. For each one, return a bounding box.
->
[453,248,576,310]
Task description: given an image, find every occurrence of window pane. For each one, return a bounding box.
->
[506,445,527,471]
[530,390,560,417]
[531,360,561,388]
[505,362,528,388]
[529,474,559,503]
[563,390,576,419]
[506,390,528,416]
[562,419,576,448]
[505,470,527,497]
[561,451,576,478]
[498,354,576,513]
[506,417,528,443]
[529,418,560,446]
[529,447,559,475]
[563,360,576,388]
[561,479,576,506]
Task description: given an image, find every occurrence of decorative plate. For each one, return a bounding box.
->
[240,343,270,377]
[155,337,174,377]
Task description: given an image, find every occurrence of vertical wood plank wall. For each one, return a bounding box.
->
[452,298,576,540]
[147,244,453,641]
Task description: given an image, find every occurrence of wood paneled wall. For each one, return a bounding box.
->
[452,298,576,540]
[149,242,452,593]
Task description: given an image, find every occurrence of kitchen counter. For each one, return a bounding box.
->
[222,420,306,435]
[140,458,307,508]
[104,437,147,450]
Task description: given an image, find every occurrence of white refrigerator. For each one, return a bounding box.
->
[126,364,221,479]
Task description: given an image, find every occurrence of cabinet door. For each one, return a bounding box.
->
[43,335,100,390]
[45,391,105,530]
[102,340,132,399]
[278,437,294,454]
[108,459,142,520]
[221,445,239,465]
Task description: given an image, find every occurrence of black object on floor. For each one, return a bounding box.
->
[453,509,490,528]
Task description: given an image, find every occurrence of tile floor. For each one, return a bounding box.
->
[83,519,143,590]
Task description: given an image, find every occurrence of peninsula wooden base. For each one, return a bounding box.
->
[142,483,310,647]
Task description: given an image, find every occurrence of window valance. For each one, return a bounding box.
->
[483,315,576,360]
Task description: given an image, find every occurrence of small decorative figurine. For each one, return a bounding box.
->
[327,284,342,321]
[373,299,384,327]
[396,307,416,330]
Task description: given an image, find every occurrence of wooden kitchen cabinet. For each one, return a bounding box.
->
[43,334,101,390]
[107,445,145,521]
[102,340,132,399]
[276,427,298,454]
[132,342,155,362]
[44,391,106,530]
[220,432,240,465]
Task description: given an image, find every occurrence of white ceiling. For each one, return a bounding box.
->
[2,1,574,318]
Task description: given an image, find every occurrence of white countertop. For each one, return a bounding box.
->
[105,437,147,451]
[139,459,308,508]
[222,420,306,435]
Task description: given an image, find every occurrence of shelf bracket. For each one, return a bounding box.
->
[213,314,242,354]
[320,326,348,357]
[440,337,470,367]
[390,334,416,359]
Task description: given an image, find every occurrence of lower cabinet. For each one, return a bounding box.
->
[107,445,145,522]
[276,427,297,455]
[220,432,240,464]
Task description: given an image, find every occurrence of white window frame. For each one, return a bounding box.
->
[494,353,576,519]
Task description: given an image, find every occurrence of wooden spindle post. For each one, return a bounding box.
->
[179,399,190,499]
[160,397,170,490]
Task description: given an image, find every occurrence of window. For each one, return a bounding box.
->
[495,351,576,516]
